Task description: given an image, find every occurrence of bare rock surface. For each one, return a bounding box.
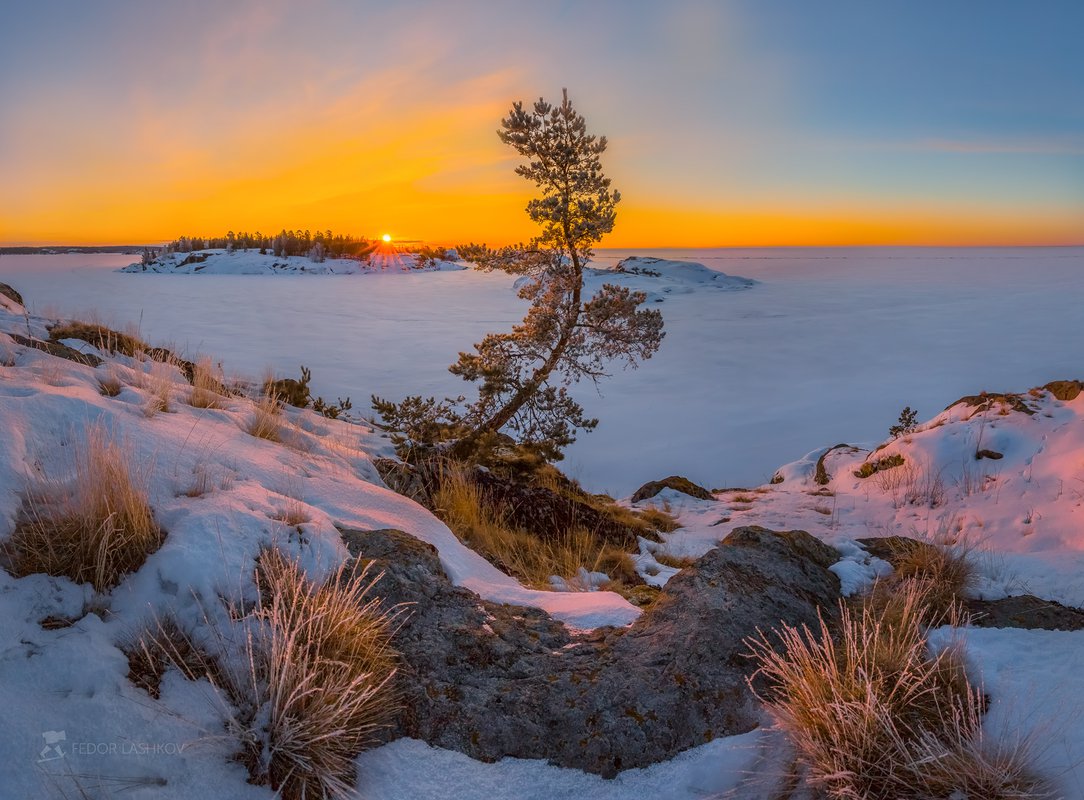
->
[0,282,24,307]
[343,524,840,777]
[10,334,103,367]
[630,475,714,503]
[967,594,1084,631]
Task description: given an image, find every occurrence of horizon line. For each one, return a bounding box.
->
[3,241,1082,251]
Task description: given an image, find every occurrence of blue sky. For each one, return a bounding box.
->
[1,0,1080,245]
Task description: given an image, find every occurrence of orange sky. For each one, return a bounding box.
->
[1,2,1080,248]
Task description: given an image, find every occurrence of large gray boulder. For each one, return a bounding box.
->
[343,525,840,777]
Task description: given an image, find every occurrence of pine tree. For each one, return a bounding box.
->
[374,89,664,462]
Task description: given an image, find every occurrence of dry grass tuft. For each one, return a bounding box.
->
[188,357,226,409]
[36,359,67,386]
[230,549,398,800]
[592,545,641,585]
[125,614,220,698]
[591,499,654,535]
[181,463,215,498]
[96,363,124,397]
[652,550,696,570]
[749,579,1051,799]
[434,464,621,590]
[273,495,311,527]
[6,424,163,592]
[874,459,947,509]
[248,392,283,442]
[636,506,681,532]
[888,538,976,623]
[865,536,977,626]
[142,359,175,417]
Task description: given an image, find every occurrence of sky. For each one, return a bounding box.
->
[0,0,1081,247]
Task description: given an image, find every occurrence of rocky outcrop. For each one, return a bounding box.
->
[343,525,841,777]
[373,458,659,547]
[630,475,713,503]
[470,468,657,547]
[815,443,856,485]
[145,347,197,383]
[946,391,1036,415]
[1044,380,1083,402]
[0,282,24,308]
[10,334,102,367]
[967,595,1084,631]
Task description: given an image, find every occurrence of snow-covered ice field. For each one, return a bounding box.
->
[4,247,1084,798]
[4,247,1082,495]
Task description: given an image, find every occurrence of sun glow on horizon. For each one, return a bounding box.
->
[0,4,1080,248]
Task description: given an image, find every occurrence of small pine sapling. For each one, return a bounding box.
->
[890,406,919,439]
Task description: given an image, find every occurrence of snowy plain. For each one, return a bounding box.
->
[2,247,1084,797]
[4,246,1083,497]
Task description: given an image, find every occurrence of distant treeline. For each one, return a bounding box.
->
[0,246,146,254]
[164,229,379,260]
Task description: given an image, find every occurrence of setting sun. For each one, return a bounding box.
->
[382,234,392,243]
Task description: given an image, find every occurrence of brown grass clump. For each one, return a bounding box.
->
[232,549,398,800]
[49,320,148,357]
[893,539,975,621]
[36,359,66,386]
[142,359,175,417]
[652,551,696,570]
[273,495,311,527]
[590,499,656,536]
[248,392,283,442]
[636,506,680,532]
[434,464,620,590]
[125,615,220,699]
[6,425,162,592]
[188,357,226,409]
[868,537,977,626]
[180,463,214,498]
[96,363,124,397]
[749,580,1051,799]
[874,459,947,509]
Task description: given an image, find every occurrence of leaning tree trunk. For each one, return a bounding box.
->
[472,225,582,438]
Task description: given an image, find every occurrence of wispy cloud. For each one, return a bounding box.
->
[869,136,1084,156]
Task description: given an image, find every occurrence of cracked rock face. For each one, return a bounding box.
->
[343,525,841,777]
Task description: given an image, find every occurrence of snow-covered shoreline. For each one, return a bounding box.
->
[120,248,466,275]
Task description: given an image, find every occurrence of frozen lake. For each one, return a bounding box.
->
[3,247,1082,495]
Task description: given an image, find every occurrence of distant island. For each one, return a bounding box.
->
[121,247,465,275]
[115,227,459,274]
